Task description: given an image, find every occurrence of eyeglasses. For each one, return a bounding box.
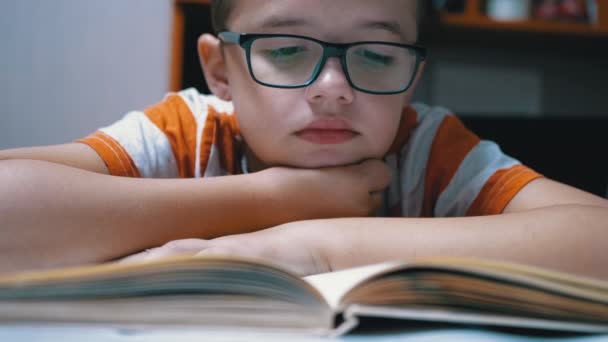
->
[218,32,427,95]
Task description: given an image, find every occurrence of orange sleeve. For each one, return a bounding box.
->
[467,164,544,216]
[77,131,140,178]
[144,94,198,178]
[76,92,242,179]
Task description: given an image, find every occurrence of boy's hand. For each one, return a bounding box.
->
[119,221,333,276]
[260,159,391,221]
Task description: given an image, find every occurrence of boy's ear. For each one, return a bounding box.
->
[198,33,232,101]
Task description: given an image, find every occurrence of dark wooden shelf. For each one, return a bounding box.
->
[440,13,608,37]
[436,0,608,38]
[171,0,211,91]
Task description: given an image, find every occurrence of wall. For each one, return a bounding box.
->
[0,0,172,149]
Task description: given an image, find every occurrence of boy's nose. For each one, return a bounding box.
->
[305,58,354,105]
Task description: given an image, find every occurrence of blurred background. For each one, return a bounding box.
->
[1,0,606,196]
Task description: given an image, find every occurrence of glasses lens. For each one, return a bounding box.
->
[249,37,323,86]
[346,44,417,93]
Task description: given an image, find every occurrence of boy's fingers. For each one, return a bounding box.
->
[117,251,149,263]
[163,239,211,252]
[196,246,238,257]
[118,239,210,264]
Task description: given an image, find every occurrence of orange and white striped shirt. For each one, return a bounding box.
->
[78,88,542,218]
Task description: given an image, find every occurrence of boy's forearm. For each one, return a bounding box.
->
[0,160,285,273]
[317,205,608,279]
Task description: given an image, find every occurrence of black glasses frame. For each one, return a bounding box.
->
[218,31,427,95]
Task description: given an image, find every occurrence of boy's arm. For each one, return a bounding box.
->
[318,183,608,279]
[0,158,278,273]
[320,179,608,279]
[134,178,608,279]
[0,143,110,174]
[0,146,390,274]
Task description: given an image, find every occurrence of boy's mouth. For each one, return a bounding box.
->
[296,119,359,145]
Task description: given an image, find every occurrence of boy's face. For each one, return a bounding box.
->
[207,0,421,170]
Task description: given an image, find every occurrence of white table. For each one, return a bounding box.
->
[2,324,608,342]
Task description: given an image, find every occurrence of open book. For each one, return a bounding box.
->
[1,256,607,336]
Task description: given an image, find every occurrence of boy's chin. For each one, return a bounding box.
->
[276,155,371,169]
[249,147,380,170]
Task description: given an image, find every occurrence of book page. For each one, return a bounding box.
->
[304,261,402,309]
[0,255,335,330]
[408,257,608,302]
[0,255,326,306]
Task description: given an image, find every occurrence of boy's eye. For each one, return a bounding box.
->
[353,48,394,67]
[264,46,308,61]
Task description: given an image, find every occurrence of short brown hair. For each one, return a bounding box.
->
[210,0,422,34]
[211,0,234,33]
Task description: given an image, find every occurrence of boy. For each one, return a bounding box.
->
[1,0,607,278]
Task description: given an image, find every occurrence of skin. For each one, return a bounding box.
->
[1,0,607,279]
